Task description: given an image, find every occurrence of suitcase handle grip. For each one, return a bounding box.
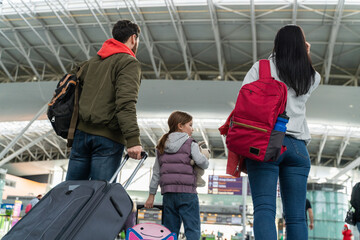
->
[109,151,148,184]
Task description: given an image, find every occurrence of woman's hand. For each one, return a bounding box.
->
[144,194,155,208]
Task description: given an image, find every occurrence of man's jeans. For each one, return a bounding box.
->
[163,193,200,240]
[66,130,124,181]
[246,135,311,240]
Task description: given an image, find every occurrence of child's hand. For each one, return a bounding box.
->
[145,194,155,208]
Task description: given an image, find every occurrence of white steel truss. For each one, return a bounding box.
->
[0,0,360,85]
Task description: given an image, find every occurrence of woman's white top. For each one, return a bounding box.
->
[241,57,321,144]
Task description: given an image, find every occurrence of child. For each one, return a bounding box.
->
[342,224,352,240]
[144,111,209,240]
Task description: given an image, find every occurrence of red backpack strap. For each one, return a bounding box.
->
[259,59,272,79]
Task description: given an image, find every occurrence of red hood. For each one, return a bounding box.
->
[97,38,136,59]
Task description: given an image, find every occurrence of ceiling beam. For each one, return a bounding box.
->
[256,4,291,19]
[208,0,225,79]
[0,24,43,80]
[0,131,52,167]
[323,0,345,84]
[332,156,360,180]
[292,0,298,24]
[7,0,67,74]
[250,0,257,64]
[123,0,162,79]
[83,0,110,39]
[166,0,196,80]
[93,0,113,34]
[316,130,328,165]
[44,0,91,59]
[0,104,48,161]
[336,129,351,166]
[0,50,15,81]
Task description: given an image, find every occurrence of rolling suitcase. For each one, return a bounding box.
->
[3,152,148,240]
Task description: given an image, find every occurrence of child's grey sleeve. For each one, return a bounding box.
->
[191,142,209,170]
[149,153,160,195]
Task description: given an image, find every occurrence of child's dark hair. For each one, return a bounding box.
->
[156,111,193,154]
[112,20,140,43]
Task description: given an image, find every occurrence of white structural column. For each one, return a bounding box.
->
[220,135,228,157]
[242,176,248,240]
[208,0,225,79]
[292,0,298,24]
[166,0,194,80]
[250,0,257,64]
[124,0,161,79]
[323,0,345,84]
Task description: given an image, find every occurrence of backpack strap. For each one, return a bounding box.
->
[66,82,79,147]
[259,59,272,79]
[67,66,85,147]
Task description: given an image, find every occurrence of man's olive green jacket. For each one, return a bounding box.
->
[75,38,141,148]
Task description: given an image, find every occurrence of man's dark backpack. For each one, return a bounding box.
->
[47,68,83,147]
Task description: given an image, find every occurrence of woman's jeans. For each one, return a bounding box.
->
[66,130,124,181]
[246,135,311,240]
[163,193,200,240]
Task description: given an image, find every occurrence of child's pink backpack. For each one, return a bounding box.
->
[126,223,177,240]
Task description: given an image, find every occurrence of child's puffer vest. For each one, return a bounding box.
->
[159,138,197,194]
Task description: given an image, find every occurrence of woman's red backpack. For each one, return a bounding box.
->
[220,59,288,166]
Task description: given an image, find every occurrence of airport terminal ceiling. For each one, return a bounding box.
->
[1,0,360,181]
[0,0,360,85]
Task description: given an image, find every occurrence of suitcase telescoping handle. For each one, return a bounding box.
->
[109,151,148,188]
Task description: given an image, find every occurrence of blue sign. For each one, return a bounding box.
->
[1,204,14,209]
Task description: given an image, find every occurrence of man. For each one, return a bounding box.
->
[66,20,143,181]
[306,198,314,230]
[25,194,42,214]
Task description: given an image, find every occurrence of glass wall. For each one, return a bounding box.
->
[307,183,347,240]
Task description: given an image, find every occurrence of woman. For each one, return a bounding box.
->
[243,25,320,239]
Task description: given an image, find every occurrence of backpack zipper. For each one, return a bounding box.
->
[232,121,267,132]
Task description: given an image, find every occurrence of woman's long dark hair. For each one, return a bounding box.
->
[156,111,193,154]
[272,25,315,96]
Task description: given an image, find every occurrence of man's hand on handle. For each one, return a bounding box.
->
[127,145,143,159]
